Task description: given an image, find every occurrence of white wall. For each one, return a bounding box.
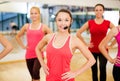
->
[104,11,120,26]
[8,0,120,9]
[0,2,27,13]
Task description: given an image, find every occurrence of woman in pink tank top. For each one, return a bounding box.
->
[99,20,120,81]
[16,7,52,81]
[36,9,95,81]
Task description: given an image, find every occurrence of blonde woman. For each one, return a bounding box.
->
[16,6,52,81]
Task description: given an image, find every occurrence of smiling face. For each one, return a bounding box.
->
[30,7,40,22]
[94,4,104,18]
[55,9,73,33]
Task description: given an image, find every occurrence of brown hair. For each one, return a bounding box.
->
[55,9,73,33]
[94,3,105,11]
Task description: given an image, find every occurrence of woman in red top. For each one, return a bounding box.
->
[76,4,115,81]
[16,7,52,81]
[36,9,95,81]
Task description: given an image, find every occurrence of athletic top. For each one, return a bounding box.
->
[88,20,110,53]
[26,23,44,59]
[115,27,120,67]
[46,34,74,81]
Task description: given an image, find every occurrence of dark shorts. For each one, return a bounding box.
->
[26,58,41,80]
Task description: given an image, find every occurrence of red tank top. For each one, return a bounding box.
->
[26,23,44,59]
[88,20,110,53]
[46,34,74,81]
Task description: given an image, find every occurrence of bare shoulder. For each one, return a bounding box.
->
[42,23,49,28]
[71,35,77,40]
[23,23,29,29]
[45,33,53,38]
[17,23,29,35]
[42,23,47,26]
[44,33,55,41]
[70,35,86,49]
[70,35,81,44]
[20,23,30,32]
[111,27,119,36]
[41,23,52,33]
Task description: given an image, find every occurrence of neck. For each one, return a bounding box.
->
[95,18,104,24]
[32,20,40,24]
[95,17,103,20]
[57,31,69,36]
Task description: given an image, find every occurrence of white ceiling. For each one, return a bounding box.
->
[0,0,120,13]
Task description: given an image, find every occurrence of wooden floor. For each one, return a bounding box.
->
[0,48,116,81]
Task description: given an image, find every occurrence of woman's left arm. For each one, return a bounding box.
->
[73,36,96,75]
[62,36,95,81]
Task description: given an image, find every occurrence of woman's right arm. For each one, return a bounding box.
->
[35,34,51,75]
[15,24,28,49]
[76,22,89,46]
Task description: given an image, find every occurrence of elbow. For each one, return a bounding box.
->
[98,43,104,53]
[76,31,81,38]
[76,31,79,37]
[5,44,13,53]
[35,45,41,57]
[8,44,13,52]
[92,58,96,66]
[89,57,96,67]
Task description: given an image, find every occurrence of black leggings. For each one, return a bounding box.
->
[26,58,41,80]
[113,65,120,81]
[91,53,107,81]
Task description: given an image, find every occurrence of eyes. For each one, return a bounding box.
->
[94,6,104,12]
[30,12,39,15]
[95,9,103,12]
[57,18,70,22]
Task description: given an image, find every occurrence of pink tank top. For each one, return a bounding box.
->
[26,23,44,59]
[115,27,120,67]
[46,34,74,81]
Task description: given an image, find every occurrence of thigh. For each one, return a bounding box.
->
[99,53,107,67]
[33,58,41,71]
[91,53,98,71]
[26,58,34,68]
[26,58,35,74]
[113,65,120,81]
